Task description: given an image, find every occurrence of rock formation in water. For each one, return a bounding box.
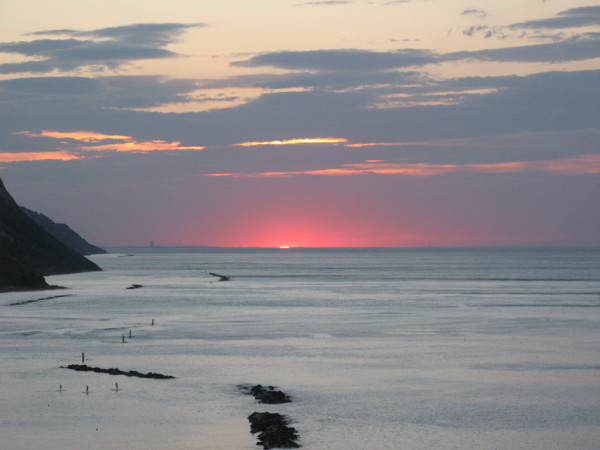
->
[0,177,101,292]
[62,364,175,379]
[20,206,106,255]
[239,384,292,404]
[248,412,300,449]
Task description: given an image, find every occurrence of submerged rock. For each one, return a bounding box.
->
[248,412,300,449]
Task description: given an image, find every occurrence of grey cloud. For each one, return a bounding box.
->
[510,6,600,30]
[461,9,486,17]
[449,37,600,63]
[234,36,600,77]
[1,76,101,95]
[0,38,88,55]
[26,29,79,36]
[0,60,77,74]
[0,75,198,110]
[252,70,425,90]
[0,23,202,75]
[74,23,205,46]
[1,68,599,160]
[48,40,175,62]
[227,69,600,144]
[233,49,439,71]
[463,25,488,37]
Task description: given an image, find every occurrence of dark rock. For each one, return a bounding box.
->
[62,364,175,379]
[20,206,106,255]
[240,384,292,404]
[126,284,143,289]
[248,412,300,449]
[0,177,101,292]
[209,272,230,281]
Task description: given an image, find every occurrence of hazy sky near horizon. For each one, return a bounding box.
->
[1,0,599,247]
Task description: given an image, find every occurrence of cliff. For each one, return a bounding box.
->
[21,206,106,255]
[0,178,101,292]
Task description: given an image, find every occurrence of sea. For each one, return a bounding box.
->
[1,247,599,449]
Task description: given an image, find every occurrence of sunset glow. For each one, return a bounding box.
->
[0,1,598,248]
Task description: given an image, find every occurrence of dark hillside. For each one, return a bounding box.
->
[0,178,100,291]
[21,207,106,256]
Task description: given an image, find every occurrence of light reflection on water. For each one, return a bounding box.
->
[1,247,599,449]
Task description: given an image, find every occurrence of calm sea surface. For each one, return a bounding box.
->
[1,247,599,449]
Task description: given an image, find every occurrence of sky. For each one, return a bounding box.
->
[0,0,599,248]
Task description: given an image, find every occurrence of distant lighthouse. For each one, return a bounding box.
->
[149,241,155,248]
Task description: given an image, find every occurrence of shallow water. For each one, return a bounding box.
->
[1,247,599,449]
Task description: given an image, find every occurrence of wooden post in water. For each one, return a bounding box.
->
[82,352,84,363]
[152,319,154,326]
[122,335,125,343]
[129,329,132,338]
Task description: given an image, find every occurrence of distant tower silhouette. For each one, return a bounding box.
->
[149,241,155,247]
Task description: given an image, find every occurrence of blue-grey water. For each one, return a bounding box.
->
[1,247,599,449]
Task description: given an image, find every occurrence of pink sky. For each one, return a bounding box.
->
[0,1,599,247]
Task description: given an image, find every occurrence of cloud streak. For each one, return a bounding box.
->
[205,155,600,178]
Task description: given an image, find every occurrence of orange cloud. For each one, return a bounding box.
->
[0,151,81,163]
[78,140,205,152]
[236,137,348,147]
[15,130,132,142]
[14,130,205,155]
[204,155,600,178]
